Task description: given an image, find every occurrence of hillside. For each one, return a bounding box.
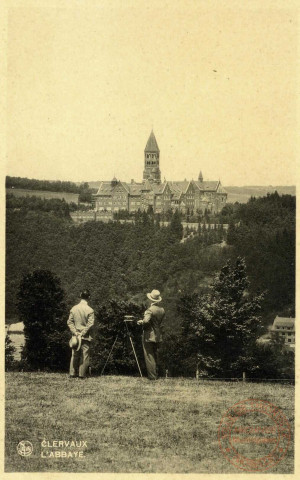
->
[6,373,294,473]
[6,188,79,204]
[6,191,295,332]
[225,185,295,204]
[5,210,229,329]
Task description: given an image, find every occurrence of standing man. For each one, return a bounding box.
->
[67,289,94,379]
[137,289,165,380]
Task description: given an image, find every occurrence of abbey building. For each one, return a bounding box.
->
[94,131,227,214]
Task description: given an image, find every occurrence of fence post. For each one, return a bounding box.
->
[243,371,246,383]
[196,363,199,380]
[165,369,168,379]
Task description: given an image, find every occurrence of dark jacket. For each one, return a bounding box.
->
[142,304,165,343]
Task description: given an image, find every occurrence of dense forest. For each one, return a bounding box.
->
[6,206,228,330]
[6,176,92,193]
[6,191,295,377]
[6,192,295,324]
[6,176,96,202]
[227,193,295,320]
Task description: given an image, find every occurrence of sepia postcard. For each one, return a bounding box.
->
[1,0,299,479]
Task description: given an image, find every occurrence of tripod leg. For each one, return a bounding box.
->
[128,336,143,378]
[101,335,119,376]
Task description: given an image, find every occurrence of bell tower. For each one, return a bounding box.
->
[143,130,161,183]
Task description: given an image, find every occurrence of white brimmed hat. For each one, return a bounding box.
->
[147,289,162,303]
[69,335,81,351]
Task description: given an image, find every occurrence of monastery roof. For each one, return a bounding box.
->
[152,182,168,194]
[95,181,113,196]
[141,180,154,191]
[273,316,295,328]
[194,180,220,191]
[128,183,143,195]
[216,184,227,194]
[145,130,160,152]
[120,181,130,193]
[95,180,130,196]
[169,181,190,194]
[94,177,225,198]
[94,180,168,197]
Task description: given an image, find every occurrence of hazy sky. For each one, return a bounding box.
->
[6,1,298,186]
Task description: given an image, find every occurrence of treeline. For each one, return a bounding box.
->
[6,194,73,218]
[8,265,294,380]
[6,192,295,327]
[226,192,295,319]
[6,176,90,194]
[161,258,294,379]
[6,207,229,329]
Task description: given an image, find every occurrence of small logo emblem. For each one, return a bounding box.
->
[17,441,33,457]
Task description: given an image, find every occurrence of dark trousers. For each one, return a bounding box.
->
[142,339,159,380]
[69,339,90,378]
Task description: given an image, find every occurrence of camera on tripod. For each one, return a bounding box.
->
[101,314,143,377]
[124,315,135,322]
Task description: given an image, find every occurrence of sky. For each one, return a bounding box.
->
[6,0,298,186]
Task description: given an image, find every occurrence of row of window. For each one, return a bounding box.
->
[276,326,294,331]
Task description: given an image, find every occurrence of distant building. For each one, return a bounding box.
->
[6,322,25,360]
[271,316,295,350]
[94,131,227,214]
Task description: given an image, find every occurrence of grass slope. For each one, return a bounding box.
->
[6,188,79,204]
[5,373,294,473]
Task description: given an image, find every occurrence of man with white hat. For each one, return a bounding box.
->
[67,289,94,379]
[137,289,165,380]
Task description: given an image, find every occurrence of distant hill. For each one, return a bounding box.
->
[224,185,295,204]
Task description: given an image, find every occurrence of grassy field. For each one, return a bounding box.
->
[5,373,294,473]
[6,188,79,204]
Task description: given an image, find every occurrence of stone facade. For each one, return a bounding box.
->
[271,316,295,350]
[94,131,227,214]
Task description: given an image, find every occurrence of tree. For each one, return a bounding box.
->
[177,258,264,377]
[5,334,16,370]
[226,218,236,244]
[17,270,69,371]
[169,209,183,240]
[78,190,92,203]
[226,193,295,313]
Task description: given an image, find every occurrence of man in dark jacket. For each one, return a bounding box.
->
[137,289,165,380]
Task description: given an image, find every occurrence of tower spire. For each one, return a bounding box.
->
[143,130,161,183]
[144,130,160,153]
